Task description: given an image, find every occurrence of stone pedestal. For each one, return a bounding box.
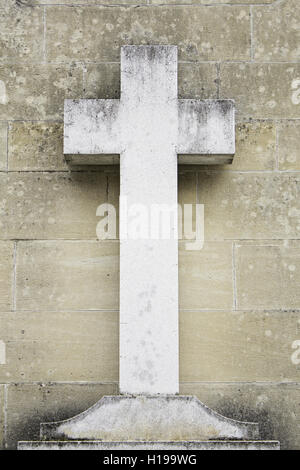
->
[17,395,280,450]
[18,440,280,450]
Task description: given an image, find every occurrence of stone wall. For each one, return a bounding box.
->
[0,0,299,449]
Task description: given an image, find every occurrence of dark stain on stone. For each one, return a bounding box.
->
[216,398,275,442]
[15,0,32,7]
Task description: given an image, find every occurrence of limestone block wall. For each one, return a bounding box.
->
[0,0,299,449]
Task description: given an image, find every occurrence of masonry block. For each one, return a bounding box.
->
[236,241,300,310]
[278,120,300,171]
[220,63,300,119]
[6,383,117,450]
[0,310,118,383]
[0,241,14,311]
[253,0,300,62]
[8,122,67,172]
[46,6,251,62]
[180,310,300,382]
[0,65,82,120]
[0,172,107,239]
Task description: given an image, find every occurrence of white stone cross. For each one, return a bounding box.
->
[64,46,235,396]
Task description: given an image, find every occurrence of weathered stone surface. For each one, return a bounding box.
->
[0,122,7,171]
[31,0,275,3]
[220,63,300,119]
[178,172,197,240]
[0,241,14,312]
[106,171,198,240]
[0,310,118,383]
[32,0,146,3]
[83,62,218,100]
[180,383,300,450]
[0,65,82,120]
[254,0,300,62]
[0,172,107,239]
[199,121,276,171]
[236,241,300,310]
[65,98,235,163]
[0,2,43,63]
[8,122,67,171]
[180,310,300,383]
[197,172,300,240]
[16,241,119,311]
[227,121,276,171]
[178,63,218,100]
[179,242,233,310]
[40,396,260,441]
[1,0,298,452]
[66,45,235,171]
[151,0,274,4]
[178,100,235,159]
[15,240,233,311]
[6,383,117,450]
[18,440,280,450]
[0,385,4,450]
[278,120,300,171]
[83,64,120,100]
[46,6,251,62]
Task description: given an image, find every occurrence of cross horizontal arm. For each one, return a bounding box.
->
[178,100,235,163]
[64,99,122,161]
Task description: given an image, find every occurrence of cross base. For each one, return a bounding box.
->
[17,395,279,450]
[18,440,280,451]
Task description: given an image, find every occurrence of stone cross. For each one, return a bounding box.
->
[64,45,235,396]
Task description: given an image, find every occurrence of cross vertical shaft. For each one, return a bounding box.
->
[119,46,179,394]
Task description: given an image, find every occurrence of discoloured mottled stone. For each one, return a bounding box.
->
[83,64,120,100]
[220,63,300,119]
[31,0,146,3]
[178,172,197,240]
[0,65,82,120]
[40,395,260,441]
[6,383,117,450]
[15,240,233,312]
[236,240,300,310]
[202,121,276,171]
[178,63,218,100]
[65,98,235,161]
[30,0,275,3]
[0,2,43,63]
[84,62,218,100]
[46,6,251,62]
[8,122,67,171]
[180,383,300,450]
[254,0,300,62]
[180,310,300,383]
[151,0,274,4]
[229,122,276,171]
[278,120,300,171]
[197,172,300,240]
[0,385,4,449]
[16,240,119,311]
[179,241,233,310]
[21,440,280,450]
[0,311,118,383]
[80,171,198,240]
[178,100,235,157]
[0,122,7,171]
[0,241,14,312]
[18,440,279,450]
[0,172,107,239]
